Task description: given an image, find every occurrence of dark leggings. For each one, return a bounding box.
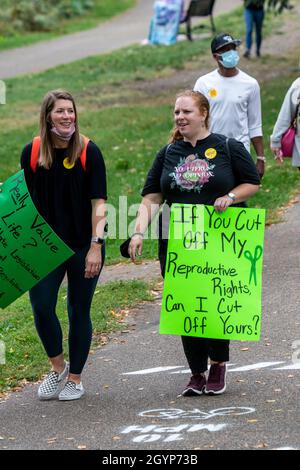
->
[181,336,229,374]
[159,238,229,374]
[29,244,104,375]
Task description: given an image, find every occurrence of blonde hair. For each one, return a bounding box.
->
[38,89,83,169]
[169,90,210,143]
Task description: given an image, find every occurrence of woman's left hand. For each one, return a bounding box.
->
[85,244,102,278]
[214,195,233,213]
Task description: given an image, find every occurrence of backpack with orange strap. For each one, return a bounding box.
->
[30,135,90,172]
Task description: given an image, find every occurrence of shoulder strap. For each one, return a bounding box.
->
[79,135,90,171]
[30,136,41,172]
[164,143,172,160]
[30,135,90,172]
[225,137,231,161]
[293,101,300,128]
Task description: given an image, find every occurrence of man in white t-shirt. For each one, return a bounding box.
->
[194,33,265,178]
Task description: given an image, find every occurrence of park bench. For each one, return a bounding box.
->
[183,0,216,41]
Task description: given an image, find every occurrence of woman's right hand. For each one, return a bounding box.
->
[271,146,284,164]
[129,234,143,263]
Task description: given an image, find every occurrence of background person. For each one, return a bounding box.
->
[21,90,107,401]
[194,32,266,179]
[270,76,300,168]
[148,0,185,45]
[243,0,265,58]
[127,90,260,396]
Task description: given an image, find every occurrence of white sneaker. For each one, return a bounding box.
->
[38,362,69,400]
[58,381,85,401]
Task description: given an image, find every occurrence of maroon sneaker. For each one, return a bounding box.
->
[205,364,227,395]
[182,373,206,396]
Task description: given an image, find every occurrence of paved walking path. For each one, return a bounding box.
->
[0,0,241,79]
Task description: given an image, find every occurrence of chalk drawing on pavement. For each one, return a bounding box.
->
[138,406,255,420]
[120,406,256,443]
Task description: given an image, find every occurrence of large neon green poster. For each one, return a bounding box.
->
[160,204,265,341]
[0,171,74,309]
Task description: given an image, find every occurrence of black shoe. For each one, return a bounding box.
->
[243,50,250,59]
[256,50,261,57]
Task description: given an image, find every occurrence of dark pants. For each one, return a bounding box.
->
[181,336,229,374]
[29,244,104,375]
[159,238,229,374]
[244,7,264,54]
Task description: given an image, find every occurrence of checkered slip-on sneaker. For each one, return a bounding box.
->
[58,381,85,401]
[38,362,69,400]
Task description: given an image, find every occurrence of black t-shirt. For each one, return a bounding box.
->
[21,140,107,249]
[244,0,264,10]
[142,133,260,205]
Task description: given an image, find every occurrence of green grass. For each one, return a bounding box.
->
[0,0,136,51]
[0,279,154,394]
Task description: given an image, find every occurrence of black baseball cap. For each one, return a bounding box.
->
[211,33,241,53]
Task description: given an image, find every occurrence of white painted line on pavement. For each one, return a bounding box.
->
[273,363,300,370]
[170,369,191,374]
[170,363,237,374]
[229,361,285,372]
[123,361,292,376]
[122,366,184,375]
[122,361,299,376]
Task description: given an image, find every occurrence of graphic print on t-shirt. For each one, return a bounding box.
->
[170,153,215,193]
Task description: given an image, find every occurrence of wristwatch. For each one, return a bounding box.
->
[91,236,105,245]
[227,192,236,202]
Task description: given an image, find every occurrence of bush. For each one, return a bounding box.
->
[0,0,94,34]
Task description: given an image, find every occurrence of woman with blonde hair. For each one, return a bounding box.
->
[21,90,107,401]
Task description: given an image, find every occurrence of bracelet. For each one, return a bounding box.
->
[227,192,236,202]
[131,232,144,238]
[256,156,266,162]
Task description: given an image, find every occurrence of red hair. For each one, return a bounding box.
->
[169,90,210,143]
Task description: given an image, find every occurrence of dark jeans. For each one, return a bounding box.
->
[29,244,104,375]
[159,238,229,374]
[244,7,264,54]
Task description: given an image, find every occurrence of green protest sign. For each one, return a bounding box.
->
[0,171,74,309]
[160,204,265,341]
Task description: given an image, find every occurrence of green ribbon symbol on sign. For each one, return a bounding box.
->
[244,245,263,286]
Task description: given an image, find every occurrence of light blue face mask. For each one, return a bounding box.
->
[218,50,240,69]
